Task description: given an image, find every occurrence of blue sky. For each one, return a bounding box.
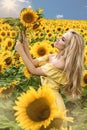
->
[0,0,87,20]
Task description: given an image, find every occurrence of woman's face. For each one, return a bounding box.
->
[54,31,71,50]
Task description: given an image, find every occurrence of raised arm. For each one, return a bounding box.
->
[15,40,46,76]
[22,33,39,67]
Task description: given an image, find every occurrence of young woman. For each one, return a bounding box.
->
[15,29,84,129]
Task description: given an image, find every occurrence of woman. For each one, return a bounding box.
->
[15,29,84,129]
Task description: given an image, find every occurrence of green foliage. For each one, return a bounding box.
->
[0,64,41,92]
[0,98,22,130]
[3,18,20,26]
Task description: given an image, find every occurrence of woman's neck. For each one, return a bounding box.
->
[56,50,64,58]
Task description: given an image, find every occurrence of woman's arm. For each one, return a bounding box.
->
[15,40,46,76]
[22,33,39,67]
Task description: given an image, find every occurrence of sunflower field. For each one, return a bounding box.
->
[0,8,87,130]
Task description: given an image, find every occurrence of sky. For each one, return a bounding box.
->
[0,0,87,20]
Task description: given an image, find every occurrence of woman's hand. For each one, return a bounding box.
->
[15,40,24,54]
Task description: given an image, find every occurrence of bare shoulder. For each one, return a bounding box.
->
[54,57,65,70]
[48,53,65,70]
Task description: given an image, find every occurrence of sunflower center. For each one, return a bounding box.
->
[0,65,2,72]
[1,32,5,36]
[84,74,87,84]
[14,53,20,60]
[12,32,16,36]
[57,28,61,31]
[40,33,44,37]
[5,57,12,65]
[8,41,12,47]
[23,13,34,23]
[7,32,10,36]
[48,33,52,37]
[37,47,46,56]
[0,38,2,42]
[46,30,50,33]
[33,23,40,30]
[2,85,14,95]
[26,97,50,122]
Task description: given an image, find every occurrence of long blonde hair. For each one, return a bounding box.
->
[63,30,84,99]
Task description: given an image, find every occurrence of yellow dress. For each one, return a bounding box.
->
[37,55,68,112]
[37,55,69,129]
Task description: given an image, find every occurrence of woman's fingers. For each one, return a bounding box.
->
[22,32,28,44]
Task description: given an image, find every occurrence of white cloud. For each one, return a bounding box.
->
[1,0,18,12]
[0,0,32,17]
[18,0,29,3]
[28,5,32,8]
[56,14,64,19]
[17,0,32,9]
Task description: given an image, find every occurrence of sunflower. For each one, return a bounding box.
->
[2,23,11,30]
[30,41,53,58]
[0,80,18,97]
[84,54,87,66]
[10,30,18,38]
[7,30,11,37]
[0,35,4,44]
[3,56,15,68]
[32,21,41,31]
[38,32,45,39]
[20,8,38,27]
[0,62,5,74]
[0,85,14,98]
[0,30,7,38]
[82,70,87,87]
[1,50,12,57]
[84,45,87,66]
[13,85,73,130]
[4,38,15,50]
[14,52,21,67]
[23,66,31,78]
[4,57,12,66]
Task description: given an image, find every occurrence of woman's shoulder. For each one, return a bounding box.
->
[48,54,65,71]
[55,57,65,70]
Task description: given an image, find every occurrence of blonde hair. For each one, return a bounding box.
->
[63,29,84,99]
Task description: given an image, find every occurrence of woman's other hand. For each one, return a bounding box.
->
[15,40,24,53]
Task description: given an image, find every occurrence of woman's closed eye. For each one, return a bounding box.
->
[61,37,66,42]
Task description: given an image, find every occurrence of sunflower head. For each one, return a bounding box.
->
[26,97,50,122]
[0,85,14,98]
[13,85,73,130]
[13,86,60,130]
[32,22,40,31]
[23,66,31,78]
[20,8,38,27]
[82,70,87,87]
[4,57,12,66]
[30,41,53,58]
[84,73,87,84]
